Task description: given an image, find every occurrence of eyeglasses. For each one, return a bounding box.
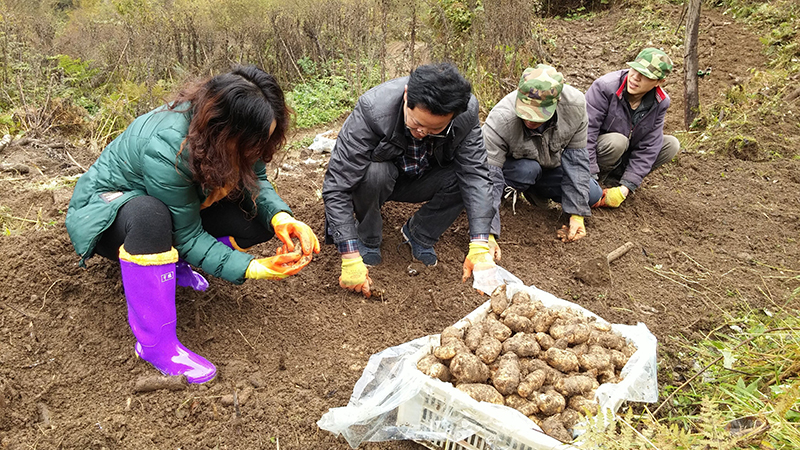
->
[404,107,453,139]
[422,121,453,139]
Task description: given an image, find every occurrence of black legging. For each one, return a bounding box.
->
[94,195,273,259]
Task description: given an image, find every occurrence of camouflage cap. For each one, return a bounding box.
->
[515,64,564,123]
[626,48,673,80]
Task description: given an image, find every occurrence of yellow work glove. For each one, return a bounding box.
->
[462,241,496,282]
[245,252,308,280]
[271,212,321,256]
[340,256,372,298]
[556,215,586,243]
[593,186,627,208]
[488,235,502,261]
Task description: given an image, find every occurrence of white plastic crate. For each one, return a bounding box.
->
[396,356,573,450]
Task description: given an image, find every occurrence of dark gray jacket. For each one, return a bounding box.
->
[322,77,494,244]
[586,69,670,189]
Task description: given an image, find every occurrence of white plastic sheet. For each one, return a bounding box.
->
[472,265,523,294]
[317,281,659,449]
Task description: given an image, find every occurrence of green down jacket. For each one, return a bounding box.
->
[65,104,291,284]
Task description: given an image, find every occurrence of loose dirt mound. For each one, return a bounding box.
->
[2,5,798,449]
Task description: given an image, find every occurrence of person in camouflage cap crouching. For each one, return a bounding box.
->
[586,47,680,208]
[483,64,603,243]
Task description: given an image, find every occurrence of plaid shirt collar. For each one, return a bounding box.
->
[396,127,434,177]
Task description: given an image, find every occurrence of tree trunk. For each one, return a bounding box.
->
[173,28,183,66]
[409,0,416,70]
[1,20,8,87]
[380,0,389,83]
[683,0,701,129]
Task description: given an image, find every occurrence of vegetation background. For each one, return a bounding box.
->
[1,0,797,155]
[0,0,654,142]
[0,0,799,448]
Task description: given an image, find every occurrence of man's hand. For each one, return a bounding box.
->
[488,235,502,262]
[339,254,372,298]
[592,186,629,208]
[245,251,308,280]
[271,212,321,256]
[462,241,496,282]
[556,215,587,242]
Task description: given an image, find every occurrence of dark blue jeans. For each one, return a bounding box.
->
[351,161,463,248]
[502,158,603,206]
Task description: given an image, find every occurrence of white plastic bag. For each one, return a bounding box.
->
[317,282,659,449]
[472,265,523,295]
[308,130,337,153]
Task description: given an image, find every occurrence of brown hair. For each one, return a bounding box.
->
[168,65,291,199]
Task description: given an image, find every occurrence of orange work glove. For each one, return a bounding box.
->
[271,212,321,256]
[340,256,372,298]
[488,235,502,262]
[557,215,586,243]
[462,241,496,282]
[245,251,308,280]
[592,186,627,208]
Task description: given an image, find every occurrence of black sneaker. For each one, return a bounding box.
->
[400,223,437,266]
[358,240,382,266]
[521,190,559,210]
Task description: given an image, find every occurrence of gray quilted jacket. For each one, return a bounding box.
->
[483,85,593,234]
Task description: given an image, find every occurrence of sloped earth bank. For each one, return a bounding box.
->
[1,4,799,449]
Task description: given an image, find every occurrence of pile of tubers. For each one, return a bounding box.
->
[416,285,637,442]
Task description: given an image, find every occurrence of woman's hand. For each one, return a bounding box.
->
[271,212,321,256]
[245,250,311,280]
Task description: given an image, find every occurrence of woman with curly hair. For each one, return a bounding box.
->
[66,65,319,383]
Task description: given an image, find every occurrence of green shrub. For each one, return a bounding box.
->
[287,76,359,129]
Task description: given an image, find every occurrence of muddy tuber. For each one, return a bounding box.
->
[416,285,635,443]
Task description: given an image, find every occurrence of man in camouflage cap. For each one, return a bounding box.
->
[515,65,563,122]
[586,47,680,208]
[483,64,603,243]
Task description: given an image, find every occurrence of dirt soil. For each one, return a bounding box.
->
[1,4,799,449]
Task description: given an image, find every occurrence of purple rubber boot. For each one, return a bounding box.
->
[119,250,216,384]
[176,259,209,291]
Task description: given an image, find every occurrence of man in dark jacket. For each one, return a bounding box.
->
[483,64,603,243]
[587,47,680,208]
[322,63,498,298]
